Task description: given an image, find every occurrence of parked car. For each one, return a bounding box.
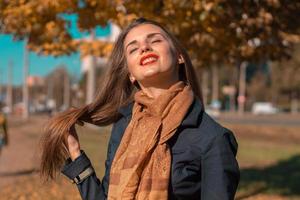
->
[206,100,221,118]
[252,102,278,115]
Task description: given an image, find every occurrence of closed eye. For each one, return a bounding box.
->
[129,48,138,54]
[152,39,161,43]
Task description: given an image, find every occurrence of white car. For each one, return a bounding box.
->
[252,102,278,115]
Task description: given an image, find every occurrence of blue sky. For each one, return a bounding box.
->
[0,35,81,85]
[0,15,111,86]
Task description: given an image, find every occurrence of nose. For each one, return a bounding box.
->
[140,41,152,53]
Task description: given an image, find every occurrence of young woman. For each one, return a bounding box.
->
[41,18,240,200]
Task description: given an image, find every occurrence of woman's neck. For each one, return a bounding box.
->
[139,79,180,99]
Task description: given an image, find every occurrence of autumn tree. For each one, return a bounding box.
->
[0,0,113,106]
[1,0,299,111]
[120,0,300,112]
[270,45,300,113]
[45,65,71,111]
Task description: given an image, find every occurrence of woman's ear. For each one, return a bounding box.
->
[129,74,136,84]
[129,74,140,89]
[178,54,184,64]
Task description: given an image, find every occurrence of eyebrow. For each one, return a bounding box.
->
[125,32,164,50]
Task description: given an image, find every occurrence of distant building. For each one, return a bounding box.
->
[27,76,45,87]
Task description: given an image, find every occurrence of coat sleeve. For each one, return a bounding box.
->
[61,151,107,200]
[201,131,240,200]
[61,117,127,200]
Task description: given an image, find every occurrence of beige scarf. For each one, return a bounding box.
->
[108,81,194,200]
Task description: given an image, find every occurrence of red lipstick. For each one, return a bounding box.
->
[140,53,159,66]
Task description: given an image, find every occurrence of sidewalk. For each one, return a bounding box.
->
[0,116,44,188]
[218,112,300,127]
[0,115,81,199]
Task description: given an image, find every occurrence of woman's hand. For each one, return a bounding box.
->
[67,121,83,161]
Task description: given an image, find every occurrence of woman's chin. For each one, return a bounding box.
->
[142,70,160,79]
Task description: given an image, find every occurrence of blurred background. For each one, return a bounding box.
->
[0,0,299,199]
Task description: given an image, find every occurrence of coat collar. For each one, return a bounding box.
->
[117,97,203,127]
[118,101,134,117]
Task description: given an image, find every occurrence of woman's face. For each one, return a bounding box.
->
[124,24,179,86]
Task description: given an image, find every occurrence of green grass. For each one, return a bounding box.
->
[237,154,300,199]
[76,123,300,199]
[237,138,300,167]
[228,124,300,199]
[76,125,111,179]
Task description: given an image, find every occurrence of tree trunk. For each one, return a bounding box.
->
[212,65,219,104]
[229,92,236,112]
[238,61,247,115]
[63,72,70,109]
[291,99,298,114]
[86,30,97,104]
[22,41,29,120]
[291,92,299,114]
[6,61,13,114]
[0,69,3,101]
[201,69,209,108]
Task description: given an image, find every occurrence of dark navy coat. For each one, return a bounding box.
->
[62,98,240,200]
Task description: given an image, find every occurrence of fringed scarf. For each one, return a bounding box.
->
[108,81,194,200]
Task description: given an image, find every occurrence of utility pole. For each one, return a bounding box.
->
[86,29,97,104]
[23,40,29,119]
[212,65,219,104]
[63,70,70,109]
[238,61,247,115]
[0,68,2,102]
[6,61,13,114]
[201,69,209,108]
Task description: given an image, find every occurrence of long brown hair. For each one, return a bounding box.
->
[40,18,203,179]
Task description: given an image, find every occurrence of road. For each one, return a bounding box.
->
[218,112,300,127]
